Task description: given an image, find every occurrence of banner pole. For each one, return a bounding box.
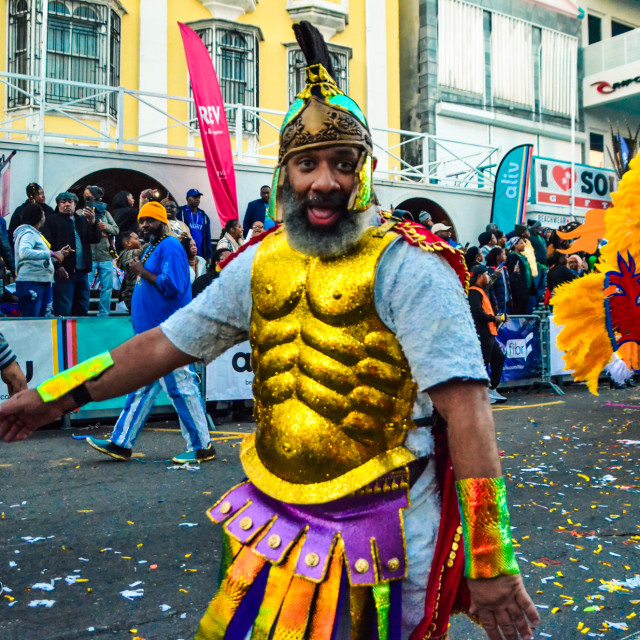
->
[38,0,49,186]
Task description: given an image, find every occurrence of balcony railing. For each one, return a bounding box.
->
[0,71,498,191]
[584,28,640,76]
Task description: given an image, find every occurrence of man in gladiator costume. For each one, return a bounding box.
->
[0,23,539,640]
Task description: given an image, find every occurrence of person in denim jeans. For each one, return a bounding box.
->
[42,193,101,316]
[14,204,70,317]
[86,186,119,317]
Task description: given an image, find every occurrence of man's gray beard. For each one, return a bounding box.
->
[281,179,370,258]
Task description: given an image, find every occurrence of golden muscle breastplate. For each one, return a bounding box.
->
[240,227,418,504]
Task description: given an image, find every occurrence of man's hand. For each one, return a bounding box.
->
[1,361,27,396]
[129,258,143,276]
[0,389,71,442]
[467,574,540,640]
[55,266,70,280]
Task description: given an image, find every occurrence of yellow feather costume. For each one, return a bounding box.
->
[551,156,640,394]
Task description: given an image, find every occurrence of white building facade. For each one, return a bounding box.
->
[399,0,640,233]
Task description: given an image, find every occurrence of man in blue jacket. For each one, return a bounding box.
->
[242,185,274,238]
[177,188,212,262]
[85,201,214,465]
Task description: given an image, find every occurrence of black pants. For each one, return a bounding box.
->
[480,334,505,389]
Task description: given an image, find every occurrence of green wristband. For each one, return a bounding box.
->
[37,352,114,403]
[456,476,520,579]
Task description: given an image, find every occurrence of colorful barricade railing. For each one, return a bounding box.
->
[64,317,173,420]
[0,318,64,401]
[0,313,575,418]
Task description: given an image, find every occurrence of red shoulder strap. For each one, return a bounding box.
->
[218,224,280,270]
[392,221,469,292]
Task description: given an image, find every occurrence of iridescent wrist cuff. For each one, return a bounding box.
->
[455,477,520,579]
[37,352,114,403]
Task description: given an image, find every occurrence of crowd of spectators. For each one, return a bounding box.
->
[1,181,597,333]
[1,181,262,319]
[450,217,601,401]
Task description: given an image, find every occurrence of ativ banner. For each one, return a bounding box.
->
[179,22,238,226]
[490,144,533,232]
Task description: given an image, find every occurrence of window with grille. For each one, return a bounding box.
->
[6,0,121,116]
[7,0,35,108]
[188,23,259,134]
[288,47,349,104]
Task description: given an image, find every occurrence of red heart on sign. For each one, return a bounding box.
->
[552,166,576,192]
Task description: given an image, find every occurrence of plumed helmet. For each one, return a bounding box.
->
[269,21,374,222]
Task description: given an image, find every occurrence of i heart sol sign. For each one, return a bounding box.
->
[532,157,617,210]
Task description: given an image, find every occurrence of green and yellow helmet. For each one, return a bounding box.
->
[269,21,374,222]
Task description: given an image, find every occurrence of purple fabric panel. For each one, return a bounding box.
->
[224,561,270,640]
[253,514,306,564]
[330,570,349,640]
[209,482,254,523]
[209,480,409,585]
[225,501,274,544]
[389,580,403,640]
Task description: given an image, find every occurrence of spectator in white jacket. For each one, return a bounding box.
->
[14,204,70,317]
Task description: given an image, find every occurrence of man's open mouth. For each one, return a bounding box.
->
[307,206,341,228]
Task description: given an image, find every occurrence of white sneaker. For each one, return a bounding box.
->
[488,388,507,403]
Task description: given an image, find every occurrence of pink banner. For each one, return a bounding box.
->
[179,22,238,226]
[0,162,11,218]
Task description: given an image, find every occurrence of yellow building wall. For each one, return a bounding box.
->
[0,0,401,162]
[0,1,6,133]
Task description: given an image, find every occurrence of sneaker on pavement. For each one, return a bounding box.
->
[488,388,507,403]
[172,444,217,465]
[86,437,132,461]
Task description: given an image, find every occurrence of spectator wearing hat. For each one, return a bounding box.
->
[9,182,55,245]
[418,211,433,230]
[431,222,459,248]
[242,185,275,238]
[468,264,506,404]
[177,188,212,262]
[86,185,119,318]
[42,192,101,316]
[86,201,214,465]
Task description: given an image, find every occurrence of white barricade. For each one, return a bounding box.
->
[206,340,254,401]
[548,314,573,376]
[0,318,62,401]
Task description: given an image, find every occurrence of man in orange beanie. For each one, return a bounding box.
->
[85,201,215,464]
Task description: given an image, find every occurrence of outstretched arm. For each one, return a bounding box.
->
[0,328,193,442]
[429,380,541,640]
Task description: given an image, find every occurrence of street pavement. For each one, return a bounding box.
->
[1,383,639,640]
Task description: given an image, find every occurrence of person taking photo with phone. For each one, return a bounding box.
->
[42,192,101,316]
[85,186,119,317]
